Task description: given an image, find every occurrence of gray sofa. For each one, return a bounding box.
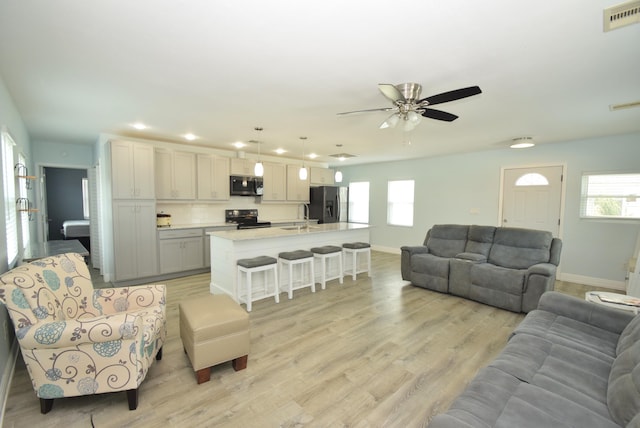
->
[401,224,562,313]
[428,291,640,427]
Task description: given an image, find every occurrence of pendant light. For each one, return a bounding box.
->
[299,137,308,180]
[253,127,264,177]
[334,170,343,183]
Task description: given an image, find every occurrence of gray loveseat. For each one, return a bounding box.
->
[428,291,640,427]
[401,224,562,313]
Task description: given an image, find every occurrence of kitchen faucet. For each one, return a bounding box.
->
[300,203,310,228]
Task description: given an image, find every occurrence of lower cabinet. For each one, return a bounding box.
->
[158,229,204,274]
[113,200,158,281]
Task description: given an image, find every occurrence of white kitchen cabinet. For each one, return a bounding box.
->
[286,165,310,202]
[111,141,155,199]
[112,201,158,281]
[230,158,256,176]
[310,167,335,186]
[155,149,196,200]
[262,162,287,201]
[158,228,204,274]
[197,154,230,200]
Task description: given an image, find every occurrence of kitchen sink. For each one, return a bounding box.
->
[280,225,319,231]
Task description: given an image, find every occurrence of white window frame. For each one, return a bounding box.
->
[348,181,369,224]
[2,129,18,265]
[580,172,640,220]
[387,179,414,227]
[82,177,90,219]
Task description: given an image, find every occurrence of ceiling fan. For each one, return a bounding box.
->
[337,83,482,131]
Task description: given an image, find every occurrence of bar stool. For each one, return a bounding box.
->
[310,245,343,289]
[236,256,279,312]
[342,242,371,280]
[278,250,315,299]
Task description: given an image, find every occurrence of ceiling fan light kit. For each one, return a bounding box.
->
[510,137,535,149]
[339,82,482,131]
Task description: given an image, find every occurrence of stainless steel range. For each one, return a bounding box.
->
[225,209,271,229]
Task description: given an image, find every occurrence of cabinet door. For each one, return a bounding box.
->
[173,151,196,199]
[310,167,335,186]
[287,165,310,202]
[197,155,230,200]
[133,202,158,278]
[111,142,135,199]
[181,237,204,270]
[230,158,256,175]
[263,162,286,201]
[158,239,184,274]
[155,149,173,199]
[113,201,158,280]
[132,143,155,199]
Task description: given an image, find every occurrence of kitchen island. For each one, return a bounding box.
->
[208,223,370,304]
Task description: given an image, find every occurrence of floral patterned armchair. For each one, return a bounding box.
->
[0,252,166,413]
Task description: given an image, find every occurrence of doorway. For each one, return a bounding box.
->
[500,165,565,237]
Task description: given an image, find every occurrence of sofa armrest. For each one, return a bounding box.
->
[455,252,487,263]
[18,311,144,349]
[537,291,634,334]
[527,263,556,277]
[400,246,429,280]
[94,284,166,314]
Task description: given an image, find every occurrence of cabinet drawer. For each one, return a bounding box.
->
[158,228,203,240]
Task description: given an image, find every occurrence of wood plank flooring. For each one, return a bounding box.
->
[2,252,613,427]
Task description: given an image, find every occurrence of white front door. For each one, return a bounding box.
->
[501,165,564,236]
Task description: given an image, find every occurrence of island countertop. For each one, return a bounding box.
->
[207,222,371,241]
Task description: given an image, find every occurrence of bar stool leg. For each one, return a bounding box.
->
[246,270,253,312]
[272,265,279,303]
[288,261,293,299]
[366,249,371,277]
[338,253,344,284]
[310,260,316,293]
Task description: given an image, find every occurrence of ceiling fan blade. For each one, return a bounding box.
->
[337,107,395,116]
[378,84,406,104]
[421,108,459,122]
[419,86,482,106]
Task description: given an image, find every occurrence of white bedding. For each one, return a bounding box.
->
[61,220,90,238]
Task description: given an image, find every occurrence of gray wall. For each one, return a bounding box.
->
[339,132,640,287]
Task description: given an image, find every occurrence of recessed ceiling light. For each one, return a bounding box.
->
[274,148,286,154]
[233,141,246,149]
[510,137,535,149]
[131,122,147,130]
[308,153,318,159]
[184,133,197,141]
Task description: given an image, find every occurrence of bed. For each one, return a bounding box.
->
[60,220,91,252]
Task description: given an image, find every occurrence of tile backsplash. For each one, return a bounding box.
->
[156,199,300,225]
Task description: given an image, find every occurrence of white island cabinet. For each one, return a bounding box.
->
[208,223,370,302]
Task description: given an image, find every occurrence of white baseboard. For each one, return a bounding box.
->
[0,339,19,425]
[371,245,401,254]
[558,272,626,291]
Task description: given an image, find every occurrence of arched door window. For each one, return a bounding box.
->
[515,173,549,186]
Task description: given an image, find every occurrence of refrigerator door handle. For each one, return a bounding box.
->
[336,193,340,222]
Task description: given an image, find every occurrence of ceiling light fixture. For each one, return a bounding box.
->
[510,137,535,149]
[184,133,197,141]
[335,170,343,183]
[233,141,245,149]
[274,148,286,155]
[254,127,264,177]
[299,137,308,180]
[131,122,147,130]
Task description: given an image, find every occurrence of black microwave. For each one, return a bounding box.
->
[230,176,263,196]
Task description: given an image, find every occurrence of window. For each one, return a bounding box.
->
[515,173,549,186]
[581,173,640,219]
[82,177,90,219]
[18,153,29,249]
[348,181,369,223]
[2,130,18,265]
[387,179,414,226]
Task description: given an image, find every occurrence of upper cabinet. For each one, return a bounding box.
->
[310,167,335,186]
[111,141,155,199]
[262,162,286,202]
[286,165,310,202]
[230,158,257,176]
[155,149,196,200]
[197,154,230,201]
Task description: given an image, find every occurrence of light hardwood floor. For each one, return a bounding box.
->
[3,252,613,427]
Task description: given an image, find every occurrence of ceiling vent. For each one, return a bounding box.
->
[609,100,640,111]
[604,0,640,31]
[330,153,356,159]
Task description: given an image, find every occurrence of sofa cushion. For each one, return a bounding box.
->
[489,228,553,269]
[608,340,640,426]
[511,309,620,361]
[410,254,450,292]
[464,225,496,257]
[426,225,469,258]
[617,313,640,356]
[428,366,621,428]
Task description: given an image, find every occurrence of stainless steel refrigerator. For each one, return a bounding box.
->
[309,186,348,223]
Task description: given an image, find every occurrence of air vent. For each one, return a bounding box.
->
[329,153,356,159]
[609,100,640,111]
[604,0,640,31]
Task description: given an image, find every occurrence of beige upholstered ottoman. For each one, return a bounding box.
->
[179,294,250,384]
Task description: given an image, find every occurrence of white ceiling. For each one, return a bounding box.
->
[0,0,639,166]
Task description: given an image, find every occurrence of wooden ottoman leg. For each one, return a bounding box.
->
[196,368,211,384]
[232,355,248,371]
